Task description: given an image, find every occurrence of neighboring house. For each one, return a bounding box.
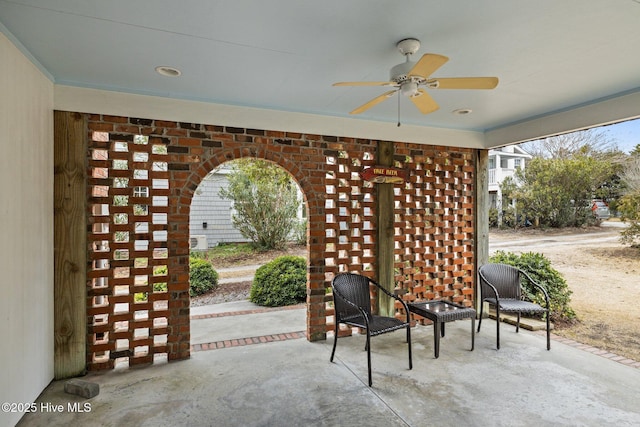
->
[189,165,250,248]
[189,164,305,249]
[488,145,532,220]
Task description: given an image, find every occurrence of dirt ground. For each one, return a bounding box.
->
[192,228,640,362]
[490,225,640,362]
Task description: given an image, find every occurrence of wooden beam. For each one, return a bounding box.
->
[376,140,395,317]
[54,111,87,379]
[474,149,489,312]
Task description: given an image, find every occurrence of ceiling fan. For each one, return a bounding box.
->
[333,38,498,116]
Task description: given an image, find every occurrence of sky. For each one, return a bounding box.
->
[599,118,640,153]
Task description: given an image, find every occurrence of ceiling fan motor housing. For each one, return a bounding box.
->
[390,61,414,83]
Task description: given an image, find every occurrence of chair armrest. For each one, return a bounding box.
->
[519,269,550,308]
[478,269,500,300]
[369,279,411,322]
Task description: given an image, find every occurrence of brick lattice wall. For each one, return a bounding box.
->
[393,146,476,325]
[83,113,475,371]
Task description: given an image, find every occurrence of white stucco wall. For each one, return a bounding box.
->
[0,31,54,427]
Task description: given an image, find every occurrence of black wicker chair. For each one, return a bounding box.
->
[477,263,551,350]
[329,273,412,386]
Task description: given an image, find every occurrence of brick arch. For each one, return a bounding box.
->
[183,148,309,205]
[178,147,328,341]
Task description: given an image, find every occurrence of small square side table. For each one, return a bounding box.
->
[408,300,476,358]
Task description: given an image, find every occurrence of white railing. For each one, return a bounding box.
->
[488,169,496,185]
[488,168,516,188]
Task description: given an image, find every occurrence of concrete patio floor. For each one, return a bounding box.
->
[18,301,640,427]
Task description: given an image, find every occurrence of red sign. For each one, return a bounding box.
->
[360,166,407,184]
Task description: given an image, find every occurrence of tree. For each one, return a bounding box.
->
[506,128,627,228]
[219,158,301,250]
[511,155,615,227]
[618,156,640,246]
[618,194,640,247]
[520,128,618,159]
[620,156,640,194]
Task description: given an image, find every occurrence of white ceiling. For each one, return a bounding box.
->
[2,0,640,147]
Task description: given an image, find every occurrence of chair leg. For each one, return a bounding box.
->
[516,312,521,333]
[477,300,484,333]
[546,312,551,351]
[330,321,339,362]
[433,321,440,359]
[441,322,446,338]
[366,330,372,387]
[496,305,501,350]
[406,324,413,370]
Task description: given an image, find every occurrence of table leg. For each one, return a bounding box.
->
[434,321,440,359]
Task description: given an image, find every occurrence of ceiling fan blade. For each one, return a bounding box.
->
[434,77,499,89]
[410,89,440,114]
[333,81,396,87]
[409,54,449,78]
[350,90,397,114]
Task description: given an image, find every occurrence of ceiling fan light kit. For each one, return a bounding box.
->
[333,38,498,116]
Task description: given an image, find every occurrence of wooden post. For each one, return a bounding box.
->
[376,140,395,317]
[54,111,87,379]
[475,149,489,313]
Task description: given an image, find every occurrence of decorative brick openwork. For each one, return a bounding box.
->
[82,113,475,371]
[87,126,172,370]
[392,146,476,324]
[323,147,378,276]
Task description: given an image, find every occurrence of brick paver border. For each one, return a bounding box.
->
[547,332,640,369]
[190,303,305,320]
[191,331,307,353]
[190,304,307,353]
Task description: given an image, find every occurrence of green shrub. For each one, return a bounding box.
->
[189,250,208,260]
[250,255,306,307]
[133,265,167,302]
[488,208,499,228]
[189,258,219,297]
[488,251,576,321]
[153,265,168,293]
[134,292,147,302]
[293,219,308,245]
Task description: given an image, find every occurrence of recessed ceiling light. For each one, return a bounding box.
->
[452,108,473,115]
[155,66,181,77]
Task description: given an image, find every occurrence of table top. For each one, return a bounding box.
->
[408,300,476,320]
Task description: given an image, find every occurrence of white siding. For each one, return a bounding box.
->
[0,31,54,427]
[189,171,249,246]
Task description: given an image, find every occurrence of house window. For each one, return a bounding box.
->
[514,158,522,169]
[133,186,149,198]
[488,158,495,169]
[500,158,509,169]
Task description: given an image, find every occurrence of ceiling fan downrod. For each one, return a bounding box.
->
[397,91,401,127]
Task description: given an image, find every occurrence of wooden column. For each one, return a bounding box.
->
[474,149,489,313]
[54,111,87,379]
[376,140,395,317]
